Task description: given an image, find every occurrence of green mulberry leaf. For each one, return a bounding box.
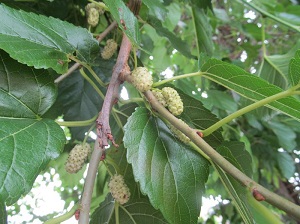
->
[201,58,300,121]
[0,3,99,74]
[289,50,300,86]
[0,50,65,205]
[124,107,210,224]
[103,0,140,46]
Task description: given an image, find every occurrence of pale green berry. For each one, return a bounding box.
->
[65,143,91,173]
[168,119,190,144]
[86,3,105,14]
[131,67,153,92]
[108,174,131,204]
[101,39,118,60]
[152,89,167,107]
[87,7,99,27]
[161,87,183,116]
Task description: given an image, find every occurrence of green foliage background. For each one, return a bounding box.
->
[0,0,299,223]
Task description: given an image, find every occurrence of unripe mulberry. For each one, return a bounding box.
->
[108,174,130,204]
[65,143,91,173]
[168,119,190,144]
[85,3,104,27]
[87,8,99,27]
[101,39,118,60]
[152,89,167,107]
[131,67,153,92]
[85,3,105,14]
[162,87,183,116]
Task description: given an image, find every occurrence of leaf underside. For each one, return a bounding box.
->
[148,16,195,59]
[215,141,254,224]
[201,58,300,121]
[289,49,300,86]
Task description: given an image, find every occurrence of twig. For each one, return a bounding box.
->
[44,203,79,224]
[54,21,117,84]
[54,62,81,83]
[78,35,131,222]
[135,89,300,221]
[96,34,131,148]
[96,21,117,42]
[78,143,102,224]
[78,2,138,221]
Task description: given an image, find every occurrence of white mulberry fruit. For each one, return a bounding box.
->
[87,8,99,27]
[85,3,104,27]
[131,67,153,92]
[65,143,91,173]
[152,89,167,107]
[168,119,190,144]
[108,174,131,204]
[101,39,118,60]
[162,87,183,116]
[85,3,105,14]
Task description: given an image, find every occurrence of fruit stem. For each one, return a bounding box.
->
[118,98,144,104]
[103,160,116,176]
[44,202,79,224]
[115,202,120,224]
[152,71,203,87]
[80,68,105,99]
[119,205,137,224]
[203,88,295,136]
[55,115,97,127]
[88,0,109,11]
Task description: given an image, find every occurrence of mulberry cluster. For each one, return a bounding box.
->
[108,174,131,205]
[161,87,184,116]
[101,39,118,60]
[152,89,167,107]
[85,3,104,27]
[168,119,190,144]
[65,143,91,173]
[131,67,153,92]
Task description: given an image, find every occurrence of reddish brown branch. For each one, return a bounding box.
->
[79,34,131,224]
[78,1,141,223]
[96,35,131,147]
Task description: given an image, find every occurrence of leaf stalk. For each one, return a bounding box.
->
[44,203,79,224]
[55,115,97,127]
[152,71,203,87]
[203,88,296,136]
